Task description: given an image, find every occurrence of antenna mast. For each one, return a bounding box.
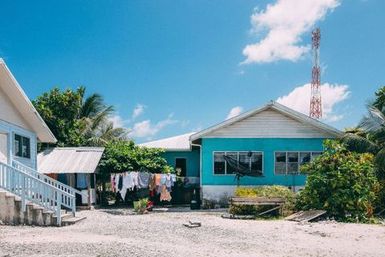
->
[309,28,322,119]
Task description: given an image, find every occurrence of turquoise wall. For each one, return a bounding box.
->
[201,138,325,186]
[162,149,200,177]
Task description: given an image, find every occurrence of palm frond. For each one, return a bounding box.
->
[80,93,105,118]
[359,106,385,133]
[342,133,379,154]
[90,105,115,130]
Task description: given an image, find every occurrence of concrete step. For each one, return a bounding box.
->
[0,190,57,226]
[61,216,86,226]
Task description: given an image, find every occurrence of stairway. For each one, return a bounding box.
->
[0,161,86,226]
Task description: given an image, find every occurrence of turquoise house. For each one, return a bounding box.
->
[140,102,342,203]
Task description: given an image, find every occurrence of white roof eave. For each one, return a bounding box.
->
[0,59,57,143]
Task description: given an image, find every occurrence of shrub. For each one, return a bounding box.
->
[133,198,149,214]
[229,185,296,216]
[296,140,379,222]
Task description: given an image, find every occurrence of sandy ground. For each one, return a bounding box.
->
[1,208,385,257]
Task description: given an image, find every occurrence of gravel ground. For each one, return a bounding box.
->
[1,208,385,257]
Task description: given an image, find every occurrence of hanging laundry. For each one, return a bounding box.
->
[149,174,156,191]
[138,172,151,189]
[160,174,167,185]
[154,174,161,187]
[160,185,172,202]
[165,174,172,191]
[118,175,123,190]
[111,174,116,192]
[131,172,139,188]
[123,172,134,191]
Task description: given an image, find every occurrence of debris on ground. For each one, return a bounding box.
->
[221,213,255,220]
[285,210,326,222]
[183,220,201,228]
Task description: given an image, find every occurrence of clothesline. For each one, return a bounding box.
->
[111,171,177,202]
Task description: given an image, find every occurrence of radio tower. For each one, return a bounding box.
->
[309,28,322,119]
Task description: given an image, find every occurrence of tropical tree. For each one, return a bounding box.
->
[297,140,379,222]
[33,87,84,146]
[343,86,385,177]
[343,86,385,211]
[85,121,127,147]
[33,86,127,147]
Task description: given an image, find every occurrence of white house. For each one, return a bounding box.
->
[0,59,81,226]
[0,59,56,167]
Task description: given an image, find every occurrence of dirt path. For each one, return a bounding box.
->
[1,208,385,257]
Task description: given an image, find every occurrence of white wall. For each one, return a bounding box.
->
[0,87,31,130]
[206,109,330,138]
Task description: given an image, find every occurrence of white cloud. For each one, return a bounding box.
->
[128,114,177,138]
[226,106,243,120]
[242,0,340,64]
[132,104,146,119]
[108,115,125,128]
[276,83,350,122]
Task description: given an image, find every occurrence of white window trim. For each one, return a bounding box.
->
[212,151,264,176]
[273,151,323,175]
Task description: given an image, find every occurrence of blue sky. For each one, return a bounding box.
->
[0,0,384,143]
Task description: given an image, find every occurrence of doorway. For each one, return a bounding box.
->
[175,158,187,177]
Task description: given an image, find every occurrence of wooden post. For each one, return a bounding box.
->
[87,174,91,209]
[93,173,97,205]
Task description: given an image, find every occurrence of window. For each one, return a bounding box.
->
[214,151,263,175]
[226,152,238,174]
[14,134,30,159]
[275,152,286,175]
[275,151,322,175]
[214,152,226,174]
[175,158,187,177]
[287,152,299,174]
[250,152,263,172]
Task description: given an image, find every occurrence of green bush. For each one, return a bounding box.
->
[229,185,296,216]
[133,198,149,214]
[296,140,379,222]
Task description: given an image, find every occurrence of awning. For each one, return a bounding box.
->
[37,147,104,174]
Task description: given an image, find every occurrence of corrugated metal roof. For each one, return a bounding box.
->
[37,147,104,174]
[139,132,194,151]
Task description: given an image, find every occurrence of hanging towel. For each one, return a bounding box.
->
[160,174,167,185]
[155,174,161,186]
[160,185,172,202]
[138,172,151,189]
[165,174,172,191]
[118,175,123,190]
[149,174,156,191]
[131,172,139,188]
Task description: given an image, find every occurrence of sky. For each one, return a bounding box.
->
[0,0,384,143]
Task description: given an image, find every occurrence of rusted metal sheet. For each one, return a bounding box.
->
[285,210,326,222]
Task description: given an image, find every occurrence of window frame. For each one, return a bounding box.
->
[274,151,323,175]
[212,151,264,176]
[14,133,31,159]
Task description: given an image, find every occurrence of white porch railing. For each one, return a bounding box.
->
[0,162,76,226]
[12,160,87,213]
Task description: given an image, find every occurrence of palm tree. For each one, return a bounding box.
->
[86,122,128,146]
[76,86,127,146]
[343,105,385,177]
